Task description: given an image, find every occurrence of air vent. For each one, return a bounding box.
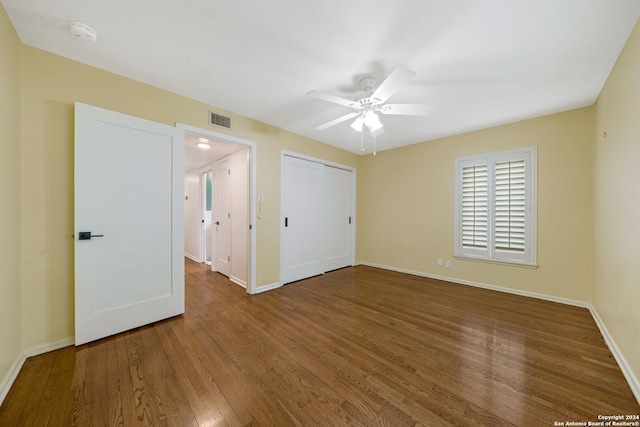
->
[209,110,232,130]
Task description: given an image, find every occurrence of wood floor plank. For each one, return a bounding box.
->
[1,261,638,426]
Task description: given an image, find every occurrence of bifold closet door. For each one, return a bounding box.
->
[324,166,353,272]
[281,156,325,284]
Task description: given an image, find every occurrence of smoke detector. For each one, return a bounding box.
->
[69,21,97,42]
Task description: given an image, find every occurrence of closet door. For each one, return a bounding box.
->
[324,166,353,272]
[281,156,324,284]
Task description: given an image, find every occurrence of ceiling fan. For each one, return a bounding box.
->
[307,66,435,139]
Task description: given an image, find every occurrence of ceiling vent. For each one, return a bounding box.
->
[209,111,232,130]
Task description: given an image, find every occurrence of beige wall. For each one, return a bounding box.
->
[594,19,640,385]
[358,107,594,302]
[20,46,361,348]
[0,3,23,384]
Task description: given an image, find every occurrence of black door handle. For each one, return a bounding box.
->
[285,217,288,227]
[78,232,104,240]
[215,221,220,225]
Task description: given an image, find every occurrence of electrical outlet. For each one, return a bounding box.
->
[446,260,452,268]
[437,258,443,266]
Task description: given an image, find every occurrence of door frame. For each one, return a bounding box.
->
[200,166,214,265]
[185,164,214,264]
[280,150,356,286]
[177,124,257,295]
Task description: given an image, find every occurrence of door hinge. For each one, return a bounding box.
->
[349,216,352,224]
[228,169,230,175]
[228,256,230,261]
[228,212,230,219]
[249,224,252,230]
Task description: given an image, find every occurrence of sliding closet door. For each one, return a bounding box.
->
[281,156,325,284]
[324,166,353,272]
[281,154,355,285]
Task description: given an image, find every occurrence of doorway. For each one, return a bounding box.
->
[181,124,257,294]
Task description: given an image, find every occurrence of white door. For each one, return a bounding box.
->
[184,171,202,262]
[215,158,232,276]
[74,102,184,346]
[281,156,325,284]
[324,166,354,272]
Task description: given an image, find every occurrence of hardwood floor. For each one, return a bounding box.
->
[1,260,638,426]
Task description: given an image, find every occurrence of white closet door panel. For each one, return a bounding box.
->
[282,156,324,284]
[324,166,353,271]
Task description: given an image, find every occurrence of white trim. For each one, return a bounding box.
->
[281,150,355,172]
[0,353,25,406]
[358,261,588,307]
[254,281,282,294]
[357,261,639,404]
[184,252,199,263]
[176,123,257,295]
[230,276,247,288]
[588,306,640,404]
[0,337,74,406]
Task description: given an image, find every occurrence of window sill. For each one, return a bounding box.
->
[454,255,539,269]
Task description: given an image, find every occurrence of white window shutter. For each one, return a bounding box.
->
[455,146,536,266]
[461,164,488,249]
[494,159,526,253]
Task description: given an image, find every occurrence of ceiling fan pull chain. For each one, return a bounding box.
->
[360,128,365,152]
[373,134,377,156]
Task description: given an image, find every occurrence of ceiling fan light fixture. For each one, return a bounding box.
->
[350,115,364,132]
[365,111,383,132]
[197,142,210,149]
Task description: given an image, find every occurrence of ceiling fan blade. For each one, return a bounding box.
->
[370,66,416,104]
[379,104,435,116]
[307,90,358,108]
[314,112,360,131]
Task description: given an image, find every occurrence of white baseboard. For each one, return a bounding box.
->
[358,261,590,308]
[230,276,247,289]
[0,351,26,407]
[588,306,640,404]
[254,281,281,294]
[184,253,200,263]
[357,261,639,405]
[0,336,74,406]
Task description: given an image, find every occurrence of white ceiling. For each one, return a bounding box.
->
[184,134,243,173]
[4,0,640,154]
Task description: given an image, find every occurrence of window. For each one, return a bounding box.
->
[454,146,537,266]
